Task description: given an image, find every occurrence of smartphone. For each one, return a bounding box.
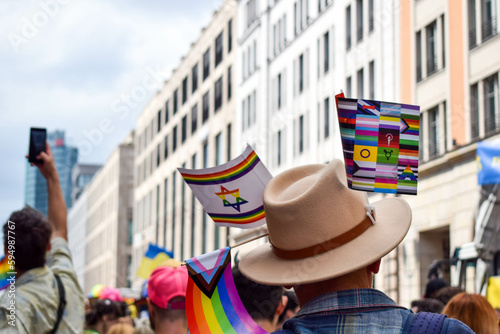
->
[28,127,47,163]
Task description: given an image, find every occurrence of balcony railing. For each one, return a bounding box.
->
[482,17,498,43]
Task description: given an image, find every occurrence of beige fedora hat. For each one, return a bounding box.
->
[239,159,412,286]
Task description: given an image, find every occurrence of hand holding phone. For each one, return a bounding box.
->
[28,127,47,163]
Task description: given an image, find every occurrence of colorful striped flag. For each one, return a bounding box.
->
[0,256,12,290]
[179,145,272,229]
[136,244,176,279]
[336,94,420,195]
[185,247,269,334]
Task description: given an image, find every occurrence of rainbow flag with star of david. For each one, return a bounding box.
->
[336,93,420,195]
[178,145,272,229]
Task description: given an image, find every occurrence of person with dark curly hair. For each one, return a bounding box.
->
[85,299,123,334]
[0,142,85,333]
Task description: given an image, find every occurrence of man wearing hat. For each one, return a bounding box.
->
[147,266,189,334]
[239,160,473,333]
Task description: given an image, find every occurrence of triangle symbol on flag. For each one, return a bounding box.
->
[185,247,231,298]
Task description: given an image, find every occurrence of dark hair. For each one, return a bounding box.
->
[86,299,122,326]
[232,265,284,323]
[410,298,445,313]
[436,286,464,305]
[424,278,450,299]
[278,290,299,323]
[3,206,52,271]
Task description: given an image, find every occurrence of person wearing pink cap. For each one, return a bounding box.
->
[147,266,189,334]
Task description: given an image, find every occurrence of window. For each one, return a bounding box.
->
[299,53,304,93]
[151,120,154,141]
[324,97,330,138]
[157,110,162,133]
[346,5,352,49]
[227,66,232,100]
[228,19,233,53]
[252,90,257,125]
[242,99,246,131]
[416,31,422,82]
[181,115,187,143]
[181,163,186,260]
[203,48,210,80]
[201,141,208,251]
[369,61,375,99]
[426,21,437,76]
[155,185,160,244]
[294,2,298,35]
[299,115,304,153]
[192,64,199,93]
[356,0,363,42]
[484,74,499,134]
[246,0,257,28]
[215,32,223,68]
[156,143,160,167]
[227,123,232,161]
[173,89,178,114]
[215,132,222,165]
[163,178,168,246]
[165,100,170,124]
[171,172,176,253]
[214,77,223,112]
[164,135,169,160]
[277,130,282,166]
[469,0,477,48]
[324,31,330,73]
[481,0,497,42]
[470,84,480,140]
[357,68,364,97]
[274,24,277,56]
[346,76,352,97]
[369,0,374,32]
[191,104,198,134]
[278,73,282,109]
[172,125,177,152]
[182,77,188,104]
[190,154,196,257]
[247,94,251,128]
[202,91,209,123]
[428,106,439,158]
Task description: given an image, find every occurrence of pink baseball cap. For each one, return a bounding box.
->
[148,266,188,309]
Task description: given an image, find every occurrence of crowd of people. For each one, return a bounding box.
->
[0,143,499,333]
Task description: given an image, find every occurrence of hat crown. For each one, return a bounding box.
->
[264,160,369,252]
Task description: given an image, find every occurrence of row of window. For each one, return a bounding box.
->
[346,0,375,50]
[241,90,257,131]
[468,0,498,49]
[137,19,233,156]
[242,39,258,81]
[415,15,446,82]
[135,125,232,259]
[345,60,375,99]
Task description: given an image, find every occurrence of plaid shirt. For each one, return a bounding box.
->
[273,289,473,334]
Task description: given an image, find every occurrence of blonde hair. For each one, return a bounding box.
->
[107,323,135,334]
[442,292,497,334]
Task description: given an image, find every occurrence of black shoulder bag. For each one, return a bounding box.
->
[50,274,67,334]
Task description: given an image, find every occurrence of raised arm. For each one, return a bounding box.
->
[30,142,68,240]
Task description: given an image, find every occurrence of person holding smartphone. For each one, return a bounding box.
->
[0,142,85,333]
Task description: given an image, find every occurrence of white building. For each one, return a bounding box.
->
[132,0,237,288]
[83,132,134,292]
[68,189,88,290]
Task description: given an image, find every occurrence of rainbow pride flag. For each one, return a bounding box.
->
[136,244,175,279]
[179,145,272,229]
[185,247,268,334]
[0,256,13,290]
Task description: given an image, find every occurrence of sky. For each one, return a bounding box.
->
[0,0,225,224]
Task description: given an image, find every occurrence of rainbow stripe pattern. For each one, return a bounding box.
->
[186,247,268,334]
[179,145,272,229]
[0,256,13,290]
[336,95,420,195]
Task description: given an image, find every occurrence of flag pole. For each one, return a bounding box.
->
[181,233,269,266]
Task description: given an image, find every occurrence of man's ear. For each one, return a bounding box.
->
[276,295,288,317]
[368,259,382,274]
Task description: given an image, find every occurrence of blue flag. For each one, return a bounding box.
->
[477,141,500,185]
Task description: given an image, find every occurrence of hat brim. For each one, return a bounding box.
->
[239,197,411,286]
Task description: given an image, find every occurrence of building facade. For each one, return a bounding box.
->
[25,130,78,216]
[68,189,88,290]
[71,163,101,204]
[82,132,134,292]
[132,0,237,287]
[371,0,500,307]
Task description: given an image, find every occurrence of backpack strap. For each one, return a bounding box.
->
[50,274,67,334]
[407,312,447,334]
